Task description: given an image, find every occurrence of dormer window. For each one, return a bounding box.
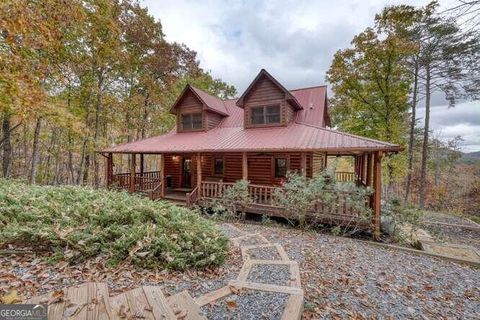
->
[251,105,281,125]
[181,113,202,130]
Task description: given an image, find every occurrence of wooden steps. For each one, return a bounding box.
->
[167,290,207,320]
[27,283,202,320]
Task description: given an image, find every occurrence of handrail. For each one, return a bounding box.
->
[148,181,163,200]
[186,186,199,208]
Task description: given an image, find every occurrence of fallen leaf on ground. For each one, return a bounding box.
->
[226,299,237,311]
[1,289,22,304]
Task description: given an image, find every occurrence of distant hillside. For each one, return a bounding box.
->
[460,151,480,163]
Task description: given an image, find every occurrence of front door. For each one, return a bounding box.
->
[181,157,192,188]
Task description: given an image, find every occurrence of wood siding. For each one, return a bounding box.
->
[205,111,223,129]
[312,151,326,177]
[243,75,289,128]
[174,91,204,132]
[286,101,296,123]
[162,152,315,190]
[164,153,182,188]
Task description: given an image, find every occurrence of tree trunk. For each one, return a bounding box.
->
[67,133,75,184]
[76,139,87,185]
[93,75,104,187]
[83,154,90,185]
[405,60,419,202]
[29,117,42,184]
[419,63,431,209]
[2,112,12,178]
[141,93,149,139]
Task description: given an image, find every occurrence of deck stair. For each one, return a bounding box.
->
[27,283,204,319]
[167,290,207,320]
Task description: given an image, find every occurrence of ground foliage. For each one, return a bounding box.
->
[0,180,228,270]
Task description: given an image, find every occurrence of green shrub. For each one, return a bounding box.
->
[383,197,423,244]
[0,179,228,270]
[210,179,253,220]
[273,172,373,231]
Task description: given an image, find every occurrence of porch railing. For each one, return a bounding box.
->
[198,181,370,219]
[186,186,199,208]
[112,171,162,198]
[335,171,356,182]
[200,181,279,206]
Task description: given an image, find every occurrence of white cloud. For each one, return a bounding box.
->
[419,101,480,152]
[141,0,479,151]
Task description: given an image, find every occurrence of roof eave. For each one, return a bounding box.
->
[97,145,403,154]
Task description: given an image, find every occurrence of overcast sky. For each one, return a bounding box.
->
[142,0,480,152]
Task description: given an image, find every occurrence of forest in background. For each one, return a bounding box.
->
[326,1,480,217]
[0,0,236,187]
[1,0,479,218]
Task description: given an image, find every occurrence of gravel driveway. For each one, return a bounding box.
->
[235,223,480,319]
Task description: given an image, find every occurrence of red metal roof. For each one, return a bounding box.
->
[101,82,400,154]
[101,121,400,154]
[169,85,228,116]
[190,86,228,115]
[291,86,330,127]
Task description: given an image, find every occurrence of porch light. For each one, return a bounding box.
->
[172,155,179,161]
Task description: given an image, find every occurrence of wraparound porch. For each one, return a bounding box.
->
[102,150,383,237]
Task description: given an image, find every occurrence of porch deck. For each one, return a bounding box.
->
[110,171,372,228]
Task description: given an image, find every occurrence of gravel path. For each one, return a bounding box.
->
[236,234,269,246]
[200,290,289,320]
[421,212,480,251]
[235,223,480,319]
[246,264,290,286]
[245,246,282,260]
[422,211,480,227]
[219,223,246,238]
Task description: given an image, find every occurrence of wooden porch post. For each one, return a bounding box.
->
[160,154,165,197]
[361,154,366,183]
[140,153,144,175]
[366,152,373,187]
[300,152,307,177]
[106,153,113,188]
[197,153,202,189]
[354,155,360,185]
[373,151,382,240]
[364,154,367,182]
[130,153,136,193]
[242,152,248,180]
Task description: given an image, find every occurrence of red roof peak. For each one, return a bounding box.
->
[235,69,303,110]
[169,84,228,116]
[289,84,327,92]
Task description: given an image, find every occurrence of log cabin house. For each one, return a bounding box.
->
[99,69,401,237]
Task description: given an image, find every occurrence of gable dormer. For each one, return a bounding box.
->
[170,85,228,132]
[236,69,302,128]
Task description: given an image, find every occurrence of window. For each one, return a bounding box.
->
[250,105,280,125]
[181,113,202,130]
[213,158,225,176]
[275,158,287,178]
